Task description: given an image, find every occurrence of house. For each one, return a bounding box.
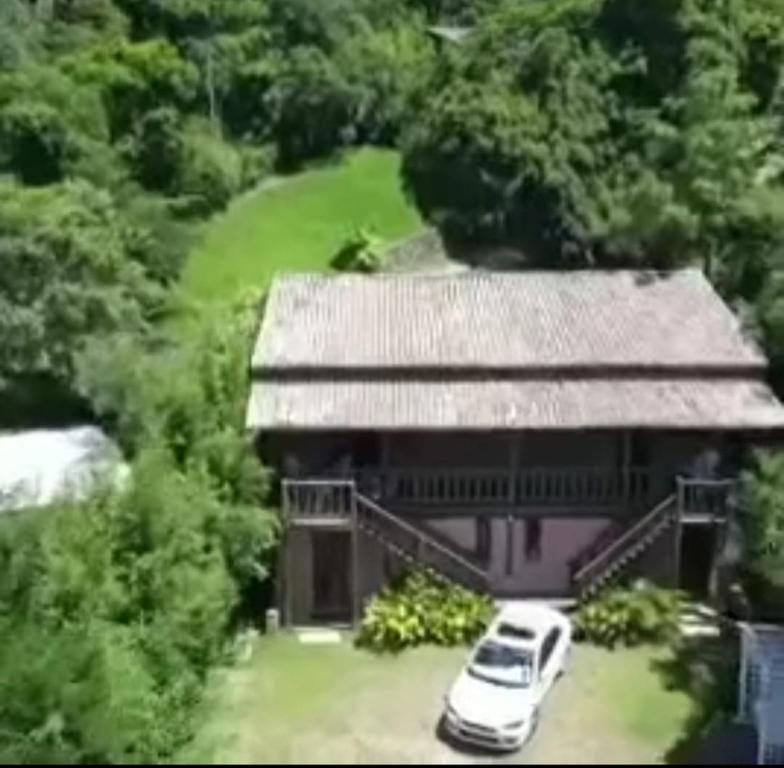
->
[246,269,784,626]
[0,426,127,514]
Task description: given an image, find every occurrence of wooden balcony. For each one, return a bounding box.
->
[283,466,655,521]
[356,466,652,511]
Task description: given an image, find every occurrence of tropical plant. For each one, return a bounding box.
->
[331,227,386,273]
[574,582,683,648]
[741,451,784,607]
[357,570,495,652]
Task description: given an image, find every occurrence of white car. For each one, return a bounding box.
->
[443,603,572,751]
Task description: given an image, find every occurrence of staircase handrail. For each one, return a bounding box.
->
[355,491,490,588]
[573,493,677,588]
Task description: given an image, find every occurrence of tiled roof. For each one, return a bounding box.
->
[247,377,784,431]
[252,270,765,373]
[248,269,784,430]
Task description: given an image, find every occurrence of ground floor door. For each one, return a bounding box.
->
[311,530,352,622]
[679,523,717,598]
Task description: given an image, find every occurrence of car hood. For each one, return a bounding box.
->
[447,670,536,728]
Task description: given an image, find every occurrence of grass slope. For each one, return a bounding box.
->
[178,148,424,308]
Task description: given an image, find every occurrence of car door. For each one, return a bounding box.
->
[537,627,562,696]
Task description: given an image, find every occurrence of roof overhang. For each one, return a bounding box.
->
[247,377,784,432]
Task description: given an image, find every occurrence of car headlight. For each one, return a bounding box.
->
[445,703,459,720]
[504,719,526,729]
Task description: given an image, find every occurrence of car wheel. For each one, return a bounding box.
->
[530,706,540,736]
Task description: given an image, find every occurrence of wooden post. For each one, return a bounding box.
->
[284,526,293,628]
[673,477,684,589]
[622,431,631,507]
[351,484,360,629]
[508,434,519,505]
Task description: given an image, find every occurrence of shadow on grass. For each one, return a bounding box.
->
[651,631,757,765]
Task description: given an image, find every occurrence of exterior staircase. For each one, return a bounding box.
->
[281,479,490,593]
[355,491,490,592]
[571,494,678,599]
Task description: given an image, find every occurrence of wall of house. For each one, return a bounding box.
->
[285,527,314,625]
[385,431,621,468]
[421,513,613,596]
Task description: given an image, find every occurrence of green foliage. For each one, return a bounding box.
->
[0,179,161,386]
[741,451,784,590]
[65,39,199,140]
[125,107,185,193]
[336,22,435,144]
[331,227,386,272]
[574,583,683,649]
[269,46,357,167]
[0,100,78,185]
[0,450,251,762]
[0,305,280,758]
[401,0,782,269]
[125,110,243,213]
[178,120,243,214]
[357,570,495,651]
[74,298,278,586]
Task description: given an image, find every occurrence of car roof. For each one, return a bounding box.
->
[488,604,564,647]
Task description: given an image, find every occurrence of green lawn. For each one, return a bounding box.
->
[177,148,424,309]
[182,636,702,765]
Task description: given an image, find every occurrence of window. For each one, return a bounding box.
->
[497,623,536,641]
[524,518,542,562]
[539,628,561,673]
[476,518,492,564]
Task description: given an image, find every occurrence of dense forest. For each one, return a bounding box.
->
[2,0,784,762]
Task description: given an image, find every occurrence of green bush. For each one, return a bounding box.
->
[238,143,277,190]
[331,227,386,273]
[574,583,683,648]
[178,120,243,215]
[357,570,495,652]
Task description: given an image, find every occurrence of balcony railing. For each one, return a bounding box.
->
[353,466,652,509]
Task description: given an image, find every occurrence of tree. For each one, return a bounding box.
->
[0,100,78,184]
[0,179,159,386]
[742,452,784,593]
[268,46,358,166]
[124,106,184,192]
[64,39,199,139]
[401,0,784,271]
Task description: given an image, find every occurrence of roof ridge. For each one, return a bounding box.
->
[267,267,705,284]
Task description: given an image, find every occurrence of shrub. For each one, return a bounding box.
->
[574,582,683,648]
[0,100,78,185]
[178,121,243,215]
[357,570,495,652]
[124,107,184,194]
[238,143,277,190]
[331,228,386,273]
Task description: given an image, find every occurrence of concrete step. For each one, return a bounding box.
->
[679,602,724,639]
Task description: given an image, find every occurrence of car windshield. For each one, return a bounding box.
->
[469,640,534,688]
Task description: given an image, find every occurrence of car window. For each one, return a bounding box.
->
[470,640,534,688]
[539,628,561,673]
[497,622,536,641]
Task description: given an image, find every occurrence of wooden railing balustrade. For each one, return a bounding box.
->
[677,477,739,520]
[282,478,354,521]
[354,492,489,593]
[354,466,652,508]
[572,494,678,597]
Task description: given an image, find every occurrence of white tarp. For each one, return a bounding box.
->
[0,426,127,513]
